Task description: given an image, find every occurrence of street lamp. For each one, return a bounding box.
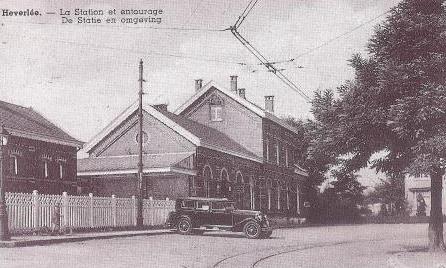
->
[0,125,10,240]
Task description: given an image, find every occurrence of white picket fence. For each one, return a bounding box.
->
[5,191,175,232]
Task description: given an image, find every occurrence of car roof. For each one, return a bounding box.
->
[178,197,232,202]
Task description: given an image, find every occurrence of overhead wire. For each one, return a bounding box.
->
[289,9,391,64]
[231,28,311,101]
[230,0,311,102]
[234,0,260,29]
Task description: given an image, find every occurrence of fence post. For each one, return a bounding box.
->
[112,195,117,227]
[32,190,39,229]
[132,195,137,226]
[149,196,153,226]
[89,193,94,228]
[62,192,69,229]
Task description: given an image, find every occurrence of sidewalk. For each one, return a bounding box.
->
[0,229,172,248]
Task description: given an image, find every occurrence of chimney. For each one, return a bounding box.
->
[153,104,168,112]
[264,96,274,113]
[230,75,238,93]
[195,79,203,92]
[238,88,246,99]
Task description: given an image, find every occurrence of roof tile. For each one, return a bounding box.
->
[0,100,82,146]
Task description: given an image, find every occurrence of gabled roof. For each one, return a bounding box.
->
[175,80,301,135]
[82,98,262,163]
[157,109,261,163]
[0,100,83,148]
[82,101,200,153]
[78,152,196,176]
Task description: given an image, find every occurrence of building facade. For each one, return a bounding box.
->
[405,175,446,216]
[78,77,308,215]
[0,100,83,195]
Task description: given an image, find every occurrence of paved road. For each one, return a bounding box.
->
[0,224,438,268]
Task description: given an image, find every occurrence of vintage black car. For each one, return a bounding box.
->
[165,197,272,239]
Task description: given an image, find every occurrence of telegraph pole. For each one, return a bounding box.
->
[136,59,144,227]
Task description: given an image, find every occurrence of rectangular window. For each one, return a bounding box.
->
[44,161,49,178]
[285,148,289,167]
[265,138,270,162]
[210,105,223,121]
[59,163,64,179]
[11,156,18,175]
[276,142,280,165]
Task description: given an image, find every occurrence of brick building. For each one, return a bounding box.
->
[0,100,83,194]
[78,77,308,215]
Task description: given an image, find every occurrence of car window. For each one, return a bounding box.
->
[181,200,195,209]
[212,202,226,210]
[212,202,235,211]
[196,201,210,211]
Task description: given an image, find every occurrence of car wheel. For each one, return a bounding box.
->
[243,221,261,239]
[261,230,272,239]
[177,218,193,235]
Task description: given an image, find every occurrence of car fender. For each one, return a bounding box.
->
[233,218,258,231]
[177,214,197,227]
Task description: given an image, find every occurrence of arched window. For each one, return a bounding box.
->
[233,171,244,208]
[235,171,243,184]
[280,180,288,212]
[266,178,273,211]
[254,178,268,211]
[219,168,230,198]
[202,165,213,197]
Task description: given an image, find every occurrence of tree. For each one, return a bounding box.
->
[322,169,366,222]
[285,97,365,223]
[311,0,446,251]
[284,116,338,222]
[365,175,407,216]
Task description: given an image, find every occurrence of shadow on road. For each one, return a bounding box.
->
[195,232,283,240]
[387,245,428,255]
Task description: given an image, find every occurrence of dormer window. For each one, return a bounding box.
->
[210,105,223,122]
[208,94,224,122]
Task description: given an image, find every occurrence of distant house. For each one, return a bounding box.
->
[404,175,446,216]
[0,100,83,194]
[78,77,308,215]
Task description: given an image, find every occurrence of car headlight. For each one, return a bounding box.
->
[255,213,263,221]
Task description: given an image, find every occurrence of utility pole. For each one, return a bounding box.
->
[136,59,144,227]
[0,125,10,241]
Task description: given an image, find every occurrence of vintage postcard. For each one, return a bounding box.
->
[1,0,445,267]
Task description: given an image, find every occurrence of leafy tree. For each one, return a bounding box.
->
[320,169,366,223]
[365,174,407,216]
[285,99,365,223]
[284,116,337,222]
[312,0,446,251]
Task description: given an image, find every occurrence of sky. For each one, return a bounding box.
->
[0,0,401,187]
